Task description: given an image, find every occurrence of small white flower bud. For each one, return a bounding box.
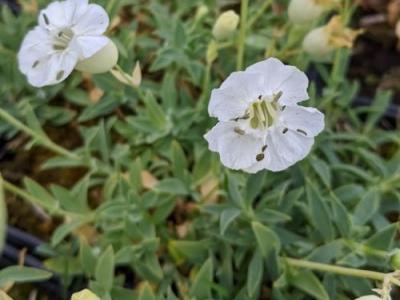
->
[289,0,340,24]
[212,10,240,41]
[288,0,325,24]
[195,5,209,21]
[302,27,334,61]
[75,40,119,74]
[71,289,100,300]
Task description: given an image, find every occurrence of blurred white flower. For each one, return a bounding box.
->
[204,58,324,173]
[18,0,118,87]
[288,0,339,24]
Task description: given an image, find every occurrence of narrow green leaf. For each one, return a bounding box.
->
[95,246,115,293]
[154,178,188,195]
[251,221,281,258]
[310,158,331,188]
[51,218,85,247]
[290,270,330,300]
[353,188,380,226]
[189,258,213,299]
[79,237,97,277]
[24,177,58,211]
[220,207,241,235]
[247,250,263,297]
[0,266,52,288]
[306,181,335,241]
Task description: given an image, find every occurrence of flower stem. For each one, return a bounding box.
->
[236,0,249,70]
[285,257,386,281]
[0,109,80,161]
[247,0,272,29]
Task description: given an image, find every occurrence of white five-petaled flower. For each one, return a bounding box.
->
[18,0,118,88]
[204,58,325,173]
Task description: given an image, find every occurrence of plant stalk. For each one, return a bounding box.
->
[0,109,80,161]
[285,257,386,281]
[236,0,249,70]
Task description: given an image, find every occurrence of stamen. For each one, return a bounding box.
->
[43,13,50,25]
[56,70,65,81]
[282,128,288,134]
[256,153,265,161]
[262,145,267,152]
[296,129,307,136]
[32,61,39,68]
[234,127,245,135]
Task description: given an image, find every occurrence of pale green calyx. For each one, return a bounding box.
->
[75,40,119,74]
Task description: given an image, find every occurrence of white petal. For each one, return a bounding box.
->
[18,27,53,75]
[26,51,79,87]
[246,58,309,105]
[73,35,109,59]
[38,0,89,29]
[280,105,325,137]
[246,126,314,172]
[208,71,264,121]
[72,4,109,35]
[204,122,264,170]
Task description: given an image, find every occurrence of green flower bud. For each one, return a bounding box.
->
[212,10,240,41]
[75,40,119,74]
[390,249,400,269]
[71,289,100,300]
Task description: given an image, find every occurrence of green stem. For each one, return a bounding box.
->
[0,109,80,161]
[236,0,249,70]
[247,0,272,29]
[285,258,386,281]
[3,180,63,215]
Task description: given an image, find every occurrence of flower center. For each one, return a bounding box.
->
[247,91,282,130]
[53,28,74,51]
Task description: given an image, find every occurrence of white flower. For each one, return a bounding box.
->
[204,58,324,173]
[18,0,118,87]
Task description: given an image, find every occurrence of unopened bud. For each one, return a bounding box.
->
[207,40,219,64]
[71,289,100,300]
[212,10,240,41]
[195,5,209,21]
[288,0,325,24]
[390,249,400,269]
[303,16,362,61]
[75,40,119,74]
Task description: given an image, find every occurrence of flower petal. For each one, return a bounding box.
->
[246,58,309,105]
[208,71,264,121]
[73,35,109,59]
[18,26,53,75]
[204,122,264,170]
[26,51,79,87]
[38,0,89,30]
[280,105,325,137]
[246,126,314,172]
[72,3,109,35]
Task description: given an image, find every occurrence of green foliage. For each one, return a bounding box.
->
[0,0,399,299]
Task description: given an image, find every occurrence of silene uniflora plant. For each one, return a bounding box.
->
[0,0,399,299]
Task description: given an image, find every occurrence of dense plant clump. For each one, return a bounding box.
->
[0,0,399,299]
